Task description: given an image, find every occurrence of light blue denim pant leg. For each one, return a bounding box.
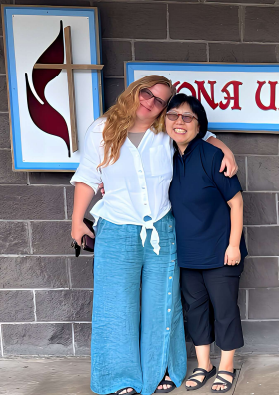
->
[91,211,187,395]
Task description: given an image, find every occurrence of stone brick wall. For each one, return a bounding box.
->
[0,0,279,356]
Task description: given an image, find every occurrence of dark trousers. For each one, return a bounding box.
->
[180,261,244,351]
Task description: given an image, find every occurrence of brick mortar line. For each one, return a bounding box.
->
[0,288,93,291]
[0,286,277,291]
[0,254,93,257]
[72,323,76,356]
[0,184,73,187]
[2,187,279,192]
[27,221,33,255]
[102,37,279,45]
[0,219,72,222]
[206,43,209,62]
[131,40,135,61]
[245,289,249,320]
[166,3,170,40]
[88,0,279,6]
[245,226,248,251]
[0,325,3,357]
[66,258,73,289]
[12,219,279,225]
[1,319,279,324]
[276,193,279,225]
[234,154,279,157]
[63,187,68,220]
[0,254,275,258]
[239,5,244,43]
[245,156,248,191]
[0,321,92,325]
[240,287,279,290]
[32,290,37,322]
[0,220,279,225]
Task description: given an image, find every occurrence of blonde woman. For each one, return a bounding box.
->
[70,76,237,395]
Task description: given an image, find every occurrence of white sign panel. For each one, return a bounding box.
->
[125,62,279,132]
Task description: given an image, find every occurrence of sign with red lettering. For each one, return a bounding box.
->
[125,62,279,133]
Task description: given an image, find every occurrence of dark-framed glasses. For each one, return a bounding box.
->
[139,88,167,109]
[166,112,198,123]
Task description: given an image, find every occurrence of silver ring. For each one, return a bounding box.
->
[235,260,240,264]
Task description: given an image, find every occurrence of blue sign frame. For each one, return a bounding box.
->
[3,5,102,171]
[125,61,279,133]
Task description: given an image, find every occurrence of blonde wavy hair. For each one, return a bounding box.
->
[99,75,176,168]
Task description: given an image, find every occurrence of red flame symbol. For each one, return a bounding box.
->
[25,21,71,157]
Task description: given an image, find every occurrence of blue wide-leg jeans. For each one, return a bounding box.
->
[91,211,187,395]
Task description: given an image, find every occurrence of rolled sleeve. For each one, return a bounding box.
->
[70,121,103,193]
[203,130,216,141]
[211,149,242,202]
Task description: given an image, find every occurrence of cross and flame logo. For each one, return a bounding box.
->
[25,21,71,157]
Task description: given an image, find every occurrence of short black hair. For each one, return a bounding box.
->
[166,94,208,139]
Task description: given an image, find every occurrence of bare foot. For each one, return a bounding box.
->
[118,388,134,394]
[157,375,172,390]
[212,371,233,392]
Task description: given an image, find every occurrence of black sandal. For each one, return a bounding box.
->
[186,366,216,391]
[155,373,176,394]
[211,369,236,393]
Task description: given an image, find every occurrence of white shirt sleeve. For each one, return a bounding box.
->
[203,130,216,141]
[70,119,104,193]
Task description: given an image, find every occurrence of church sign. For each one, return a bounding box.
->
[2,5,103,171]
[125,62,279,133]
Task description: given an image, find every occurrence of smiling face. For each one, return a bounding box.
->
[136,83,172,123]
[165,102,200,154]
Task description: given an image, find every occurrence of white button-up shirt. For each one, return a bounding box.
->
[71,118,216,254]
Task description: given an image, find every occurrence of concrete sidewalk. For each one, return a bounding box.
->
[0,355,278,395]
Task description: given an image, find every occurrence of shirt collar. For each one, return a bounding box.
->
[174,135,202,158]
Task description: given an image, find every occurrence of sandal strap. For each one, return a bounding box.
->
[215,375,231,386]
[212,382,228,387]
[193,367,208,375]
[188,373,206,381]
[217,370,236,378]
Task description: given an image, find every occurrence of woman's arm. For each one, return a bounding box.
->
[71,182,95,245]
[224,191,243,265]
[207,136,238,178]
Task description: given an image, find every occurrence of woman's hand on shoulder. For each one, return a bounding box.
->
[71,220,95,246]
[219,150,238,178]
[224,245,241,266]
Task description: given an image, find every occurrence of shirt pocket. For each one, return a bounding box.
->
[149,145,172,177]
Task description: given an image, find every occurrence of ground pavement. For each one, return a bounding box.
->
[0,355,278,395]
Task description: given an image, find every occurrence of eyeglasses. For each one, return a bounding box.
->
[139,88,167,109]
[166,112,198,123]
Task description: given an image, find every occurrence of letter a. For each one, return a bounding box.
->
[219,81,243,110]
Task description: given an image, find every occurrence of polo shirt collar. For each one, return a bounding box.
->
[174,135,202,159]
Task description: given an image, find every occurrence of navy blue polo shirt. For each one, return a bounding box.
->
[169,136,248,269]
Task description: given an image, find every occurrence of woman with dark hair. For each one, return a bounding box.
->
[165,94,248,393]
